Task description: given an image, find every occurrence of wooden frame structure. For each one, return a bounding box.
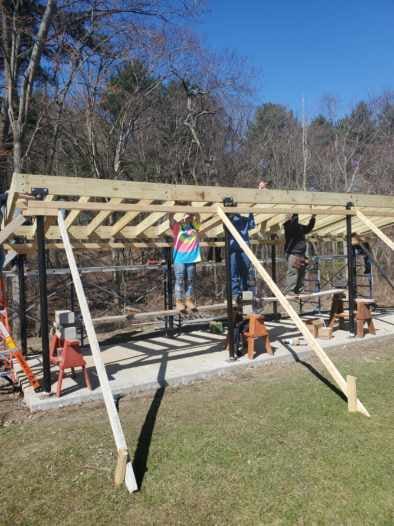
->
[5,172,394,487]
[4,173,394,252]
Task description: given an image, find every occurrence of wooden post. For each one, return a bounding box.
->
[347,375,357,413]
[217,205,370,417]
[114,448,128,487]
[57,210,138,493]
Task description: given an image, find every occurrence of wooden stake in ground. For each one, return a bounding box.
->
[347,376,358,413]
[355,209,394,251]
[216,205,370,417]
[58,210,138,492]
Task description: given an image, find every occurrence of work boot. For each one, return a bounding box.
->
[175,300,186,313]
[185,298,197,311]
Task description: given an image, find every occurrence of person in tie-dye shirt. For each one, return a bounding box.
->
[169,211,201,312]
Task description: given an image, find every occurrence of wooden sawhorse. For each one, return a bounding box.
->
[355,299,376,337]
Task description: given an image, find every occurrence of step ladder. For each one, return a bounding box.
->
[0,276,41,391]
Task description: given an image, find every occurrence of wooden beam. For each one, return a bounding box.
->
[347,375,357,413]
[110,199,152,236]
[0,214,26,244]
[355,209,394,250]
[217,205,370,417]
[23,200,355,216]
[15,172,394,209]
[65,196,91,228]
[114,448,128,487]
[262,288,345,302]
[57,210,138,493]
[84,198,123,237]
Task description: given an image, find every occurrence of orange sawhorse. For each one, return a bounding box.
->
[50,334,92,397]
[243,314,272,360]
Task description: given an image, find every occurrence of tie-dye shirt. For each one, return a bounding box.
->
[171,220,201,264]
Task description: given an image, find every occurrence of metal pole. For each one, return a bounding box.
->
[36,216,51,392]
[70,281,75,312]
[16,254,28,355]
[270,234,278,318]
[346,203,356,335]
[224,219,235,359]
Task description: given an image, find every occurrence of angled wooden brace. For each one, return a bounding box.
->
[57,209,138,492]
[355,209,394,251]
[217,205,370,417]
[0,214,26,244]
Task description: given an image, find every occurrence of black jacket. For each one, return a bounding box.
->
[284,214,315,256]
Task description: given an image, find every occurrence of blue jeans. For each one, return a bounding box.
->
[230,251,250,297]
[174,263,196,300]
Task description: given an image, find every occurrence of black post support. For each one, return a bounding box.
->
[36,216,51,392]
[270,234,278,318]
[346,203,356,335]
[16,254,28,355]
[69,281,75,312]
[164,247,174,336]
[223,206,235,360]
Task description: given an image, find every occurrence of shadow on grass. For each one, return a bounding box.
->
[132,349,168,489]
[285,344,347,403]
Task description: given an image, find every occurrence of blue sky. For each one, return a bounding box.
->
[193,0,394,118]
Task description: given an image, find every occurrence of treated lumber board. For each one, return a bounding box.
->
[131,201,174,237]
[93,302,230,325]
[4,238,280,254]
[110,199,152,236]
[24,201,341,215]
[114,448,128,487]
[0,214,26,244]
[262,288,345,302]
[14,172,394,209]
[355,209,394,250]
[57,210,138,493]
[65,196,91,227]
[347,376,357,413]
[84,198,123,237]
[217,205,370,417]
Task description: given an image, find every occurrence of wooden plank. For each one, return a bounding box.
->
[25,203,354,217]
[347,375,357,413]
[25,199,394,217]
[0,214,26,244]
[65,196,91,228]
[217,205,370,417]
[93,302,230,325]
[114,448,128,487]
[16,172,394,209]
[355,209,394,250]
[262,288,345,302]
[110,200,152,236]
[57,210,138,493]
[131,201,174,237]
[84,198,123,237]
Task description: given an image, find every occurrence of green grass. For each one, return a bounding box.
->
[1,343,393,525]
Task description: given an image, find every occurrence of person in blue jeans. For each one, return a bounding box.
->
[228,213,256,299]
[169,212,201,312]
[228,181,267,299]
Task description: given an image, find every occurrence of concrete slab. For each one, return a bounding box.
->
[19,308,394,411]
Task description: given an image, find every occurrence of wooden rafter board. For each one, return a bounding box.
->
[5,172,394,249]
